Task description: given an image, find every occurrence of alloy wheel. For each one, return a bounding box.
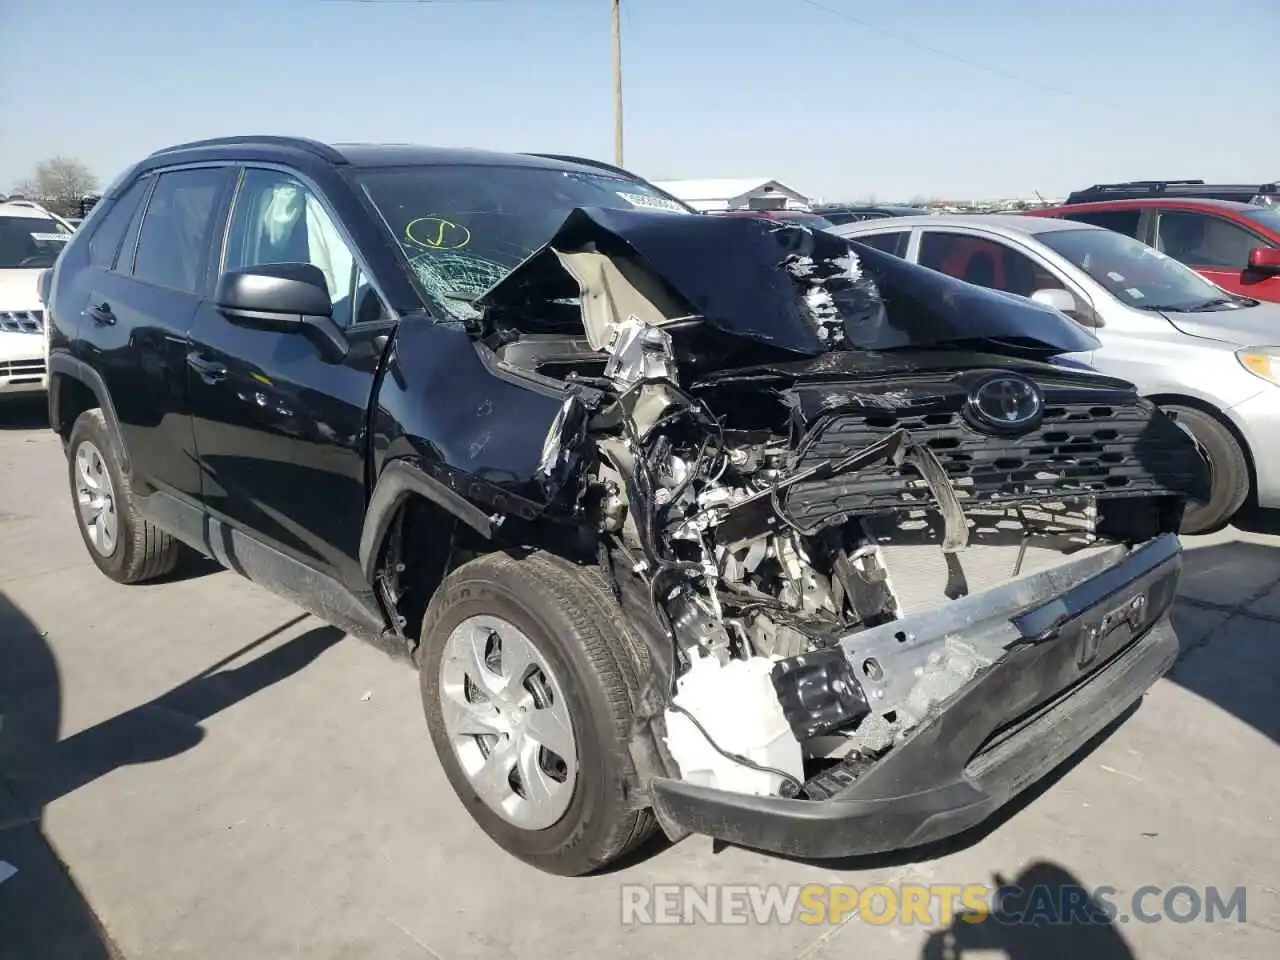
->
[438,615,578,830]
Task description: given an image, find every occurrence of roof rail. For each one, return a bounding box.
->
[1066,179,1280,204]
[148,135,347,164]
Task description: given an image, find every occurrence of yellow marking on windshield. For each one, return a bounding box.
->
[406,217,471,251]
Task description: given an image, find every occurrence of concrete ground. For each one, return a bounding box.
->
[1,395,1277,960]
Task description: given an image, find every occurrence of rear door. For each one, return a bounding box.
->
[185,164,394,592]
[1153,209,1280,300]
[75,165,234,501]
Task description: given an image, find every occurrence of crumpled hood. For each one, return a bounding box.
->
[476,207,1099,358]
[1162,299,1280,346]
[0,269,44,312]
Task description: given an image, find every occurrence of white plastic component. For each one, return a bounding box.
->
[663,653,804,796]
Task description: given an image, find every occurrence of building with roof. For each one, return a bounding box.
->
[651,178,812,213]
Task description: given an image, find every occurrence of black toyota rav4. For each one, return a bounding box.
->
[43,136,1206,876]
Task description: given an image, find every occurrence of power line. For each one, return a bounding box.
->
[796,0,1117,110]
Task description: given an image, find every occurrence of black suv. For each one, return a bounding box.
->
[45,136,1205,876]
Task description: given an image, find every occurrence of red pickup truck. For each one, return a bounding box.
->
[1028,185,1280,302]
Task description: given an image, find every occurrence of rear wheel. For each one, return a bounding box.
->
[67,409,180,583]
[1163,404,1249,535]
[418,551,655,876]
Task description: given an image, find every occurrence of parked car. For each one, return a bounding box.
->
[813,203,925,225]
[1026,195,1280,302]
[44,136,1204,876]
[1064,179,1279,206]
[833,213,1280,532]
[1,199,73,398]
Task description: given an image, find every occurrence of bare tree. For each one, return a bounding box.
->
[10,157,100,217]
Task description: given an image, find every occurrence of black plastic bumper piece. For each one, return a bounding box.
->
[649,534,1182,859]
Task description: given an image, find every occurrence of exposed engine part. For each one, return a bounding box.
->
[603,318,679,388]
[770,646,870,741]
[663,653,805,797]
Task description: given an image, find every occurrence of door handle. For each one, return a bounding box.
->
[186,351,228,384]
[86,302,116,326]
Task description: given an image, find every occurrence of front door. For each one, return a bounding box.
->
[1154,210,1280,301]
[185,166,395,591]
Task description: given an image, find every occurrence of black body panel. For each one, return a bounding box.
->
[479,207,1100,358]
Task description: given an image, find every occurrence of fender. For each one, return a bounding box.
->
[47,353,132,473]
[359,458,496,585]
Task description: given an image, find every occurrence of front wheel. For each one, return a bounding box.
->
[66,409,180,583]
[418,550,656,876]
[1164,404,1250,535]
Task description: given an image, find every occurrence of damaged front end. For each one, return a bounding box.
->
[475,208,1207,857]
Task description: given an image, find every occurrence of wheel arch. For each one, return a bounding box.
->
[1146,392,1256,495]
[47,354,131,473]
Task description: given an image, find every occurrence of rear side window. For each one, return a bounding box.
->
[1061,209,1141,237]
[853,231,908,257]
[88,179,151,269]
[133,168,227,294]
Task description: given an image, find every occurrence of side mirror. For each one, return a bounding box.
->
[215,263,348,362]
[1030,287,1102,329]
[1031,287,1078,314]
[1247,247,1280,274]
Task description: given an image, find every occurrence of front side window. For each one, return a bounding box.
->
[918,232,1066,298]
[223,169,360,327]
[357,164,689,319]
[133,168,227,293]
[0,214,72,269]
[1156,212,1258,269]
[1039,227,1231,311]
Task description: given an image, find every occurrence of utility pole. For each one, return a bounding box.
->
[612,0,624,166]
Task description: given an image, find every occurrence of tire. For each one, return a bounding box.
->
[67,409,180,583]
[1164,404,1249,535]
[418,550,656,876]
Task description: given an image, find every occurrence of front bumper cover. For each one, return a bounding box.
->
[649,533,1182,859]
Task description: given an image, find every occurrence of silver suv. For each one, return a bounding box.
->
[835,214,1280,533]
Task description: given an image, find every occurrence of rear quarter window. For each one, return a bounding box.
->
[852,231,909,257]
[87,179,152,269]
[1060,209,1142,237]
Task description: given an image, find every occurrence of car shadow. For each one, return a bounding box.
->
[919,860,1137,960]
[0,592,343,957]
[0,397,49,431]
[1230,504,1280,538]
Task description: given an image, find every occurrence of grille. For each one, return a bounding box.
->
[785,402,1204,525]
[0,310,44,334]
[0,358,47,383]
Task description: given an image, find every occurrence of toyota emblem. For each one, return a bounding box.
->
[967,375,1044,433]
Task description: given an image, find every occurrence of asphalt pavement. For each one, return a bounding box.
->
[1,395,1278,959]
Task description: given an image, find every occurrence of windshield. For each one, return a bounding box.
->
[0,215,72,269]
[1243,205,1280,234]
[1038,227,1232,312]
[358,164,690,319]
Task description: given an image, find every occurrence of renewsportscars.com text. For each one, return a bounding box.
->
[620,883,1248,926]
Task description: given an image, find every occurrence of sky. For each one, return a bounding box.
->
[1,0,1276,202]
